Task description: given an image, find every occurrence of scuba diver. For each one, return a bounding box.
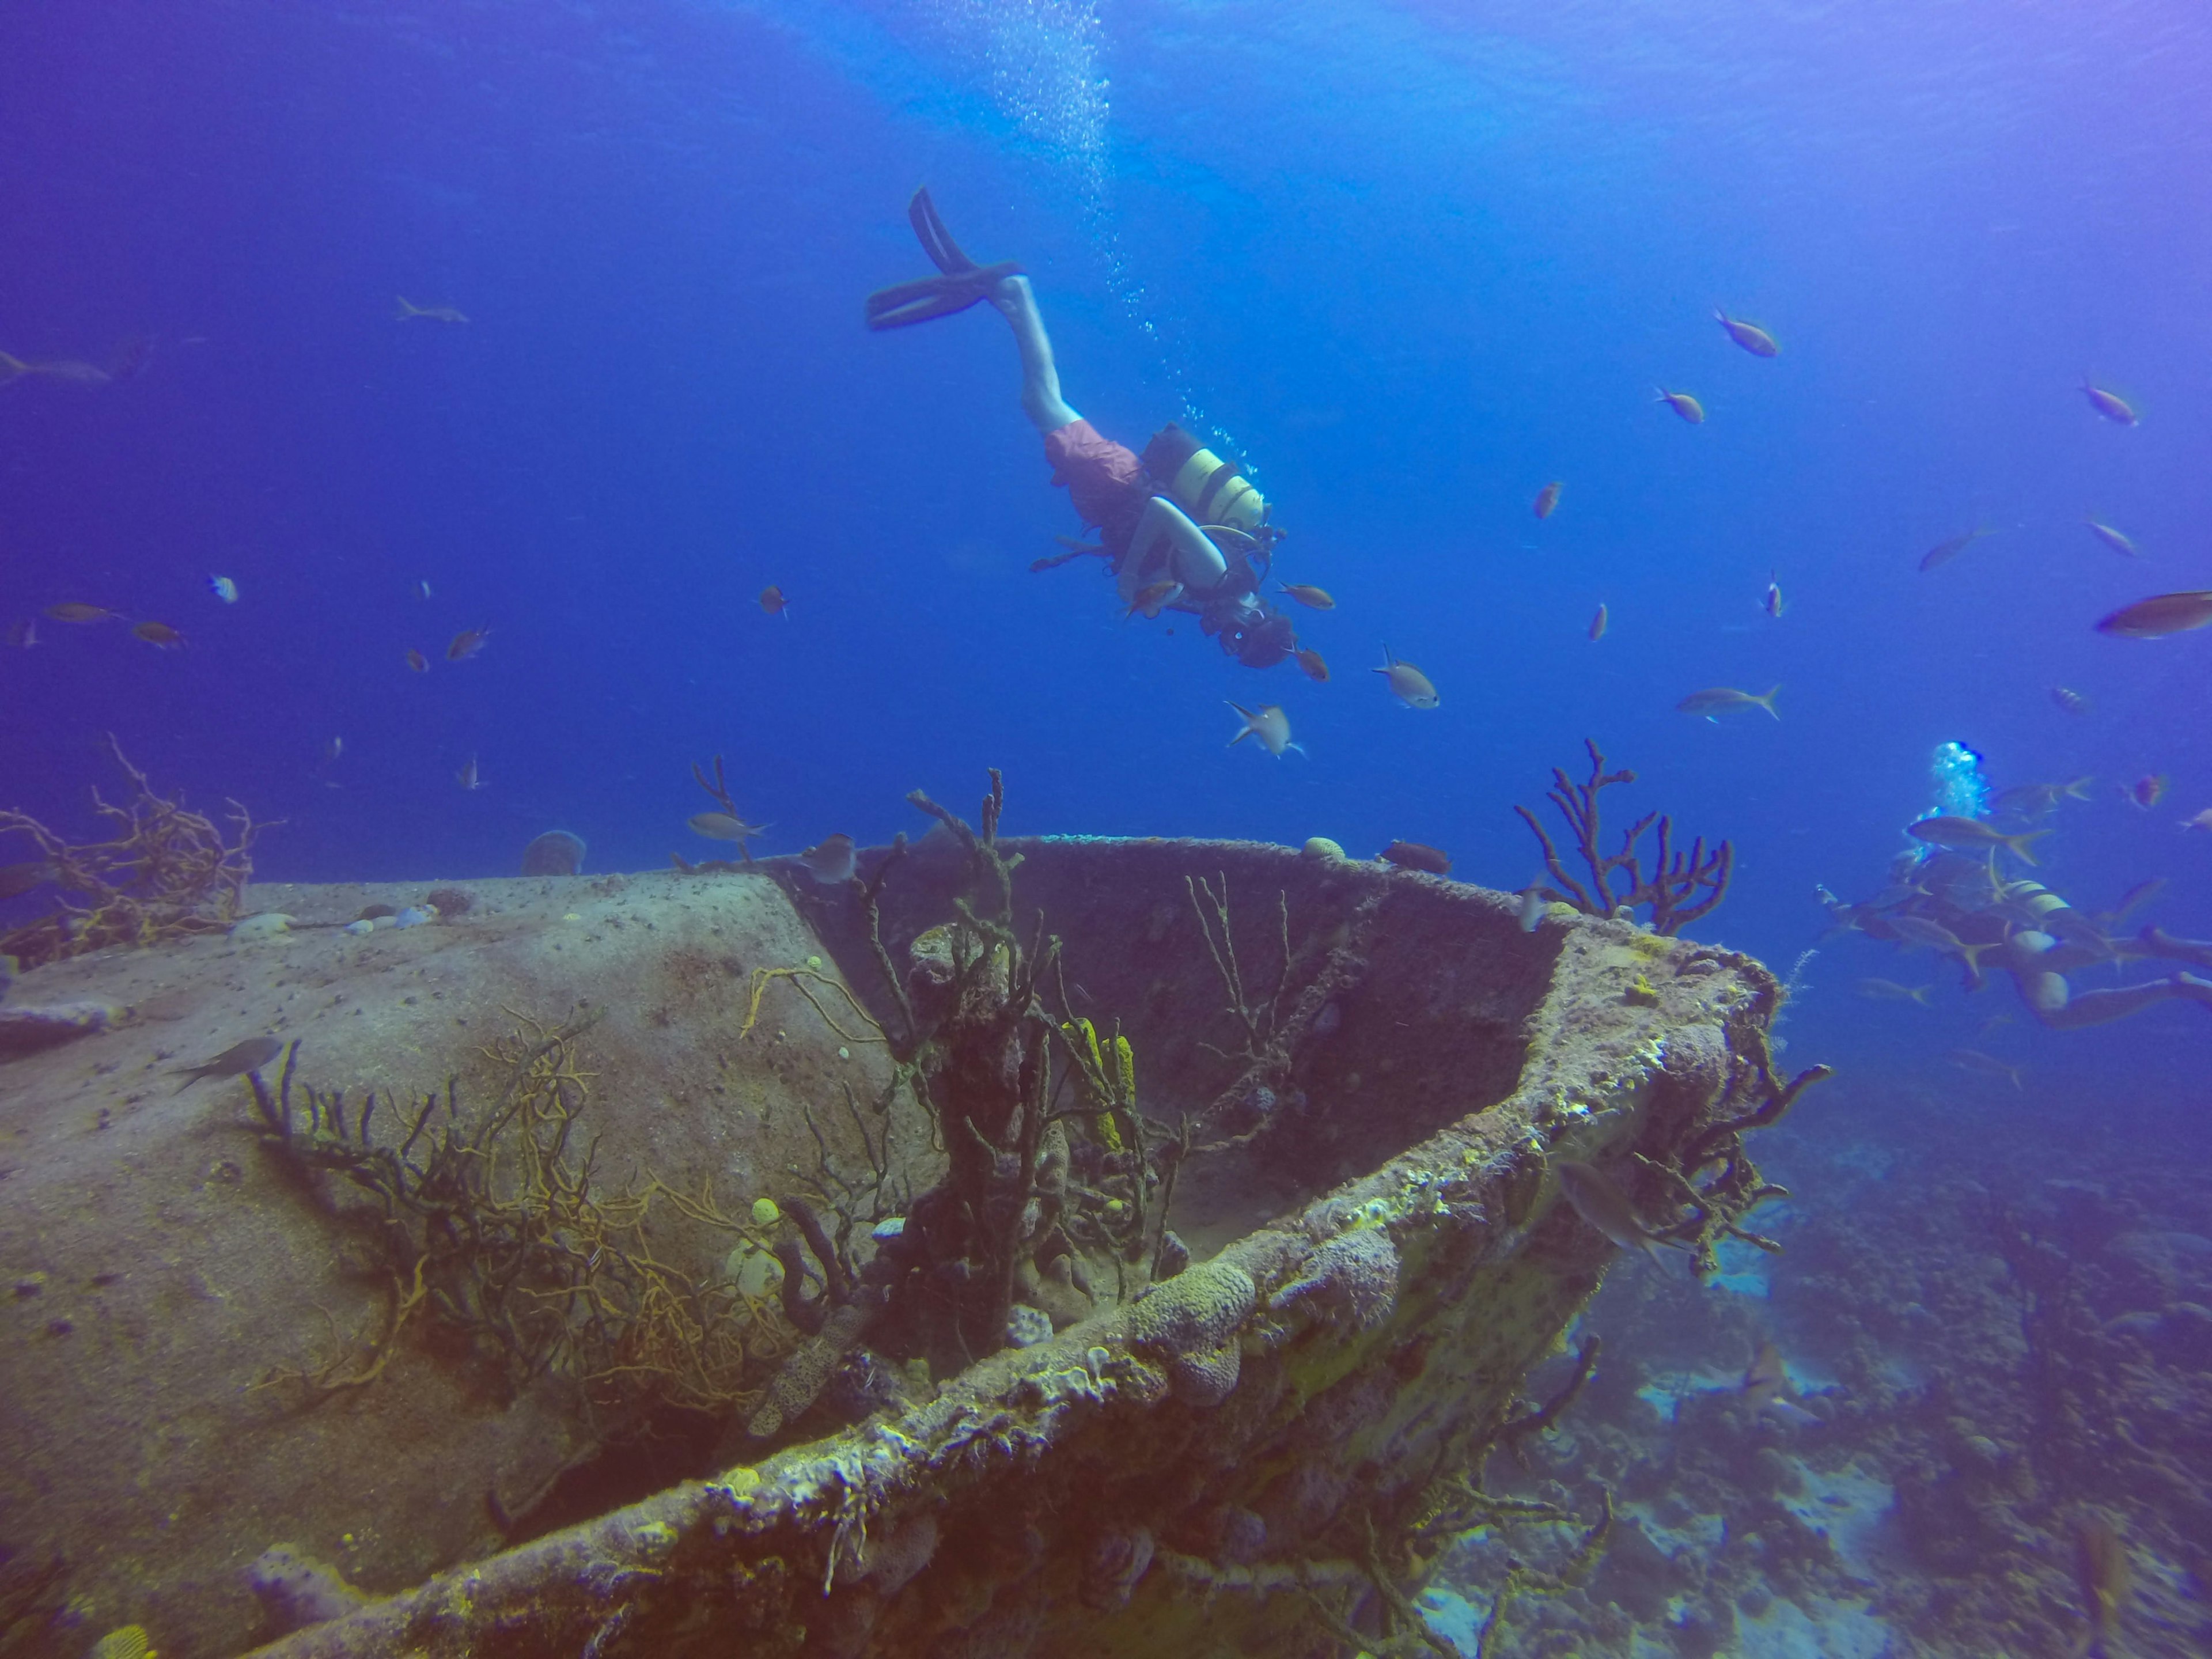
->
[865,188,1301,672]
[1820,744,2212,1029]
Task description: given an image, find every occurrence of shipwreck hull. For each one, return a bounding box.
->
[0,835,1788,1659]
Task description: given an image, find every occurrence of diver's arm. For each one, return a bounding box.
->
[1124,496,1230,593]
[989,276,1081,434]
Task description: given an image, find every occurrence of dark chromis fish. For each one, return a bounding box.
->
[1555,1159,1689,1267]
[172,1036,283,1093]
[1380,840,1451,876]
[2093,590,2212,639]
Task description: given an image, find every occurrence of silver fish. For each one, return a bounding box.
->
[1742,1340,1820,1425]
[1517,886,1548,933]
[800,833,857,885]
[1556,1159,1685,1267]
[172,1035,283,1093]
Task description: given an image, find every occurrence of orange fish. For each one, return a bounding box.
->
[759,585,789,618]
[1655,387,1705,425]
[131,620,185,649]
[2126,774,2168,810]
[446,627,490,661]
[1588,603,1608,642]
[1124,580,1182,620]
[1532,481,1563,519]
[404,648,430,673]
[2080,380,2137,426]
[1294,647,1330,683]
[44,603,113,624]
[1277,583,1335,611]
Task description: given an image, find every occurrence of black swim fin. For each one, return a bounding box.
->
[863,187,1022,331]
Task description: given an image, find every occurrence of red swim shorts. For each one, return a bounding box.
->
[1043,419,1147,542]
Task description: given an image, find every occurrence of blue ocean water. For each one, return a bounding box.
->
[2,7,2207,1138]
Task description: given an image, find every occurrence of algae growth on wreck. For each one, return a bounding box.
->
[6,3,2211,1657]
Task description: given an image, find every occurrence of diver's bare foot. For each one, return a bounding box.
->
[990,272,1036,320]
[2170,970,2212,1007]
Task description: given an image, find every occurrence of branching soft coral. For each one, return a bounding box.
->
[0,734,272,967]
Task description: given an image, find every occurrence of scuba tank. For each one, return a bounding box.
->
[1997,878,2111,955]
[1142,424,1271,538]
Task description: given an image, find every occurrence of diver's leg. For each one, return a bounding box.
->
[2010,965,2212,1029]
[2134,926,2212,971]
[1117,496,1230,605]
[988,276,1081,435]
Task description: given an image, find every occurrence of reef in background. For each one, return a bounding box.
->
[1429,1079,2211,1658]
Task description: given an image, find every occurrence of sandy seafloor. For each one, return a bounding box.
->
[1417,1082,2211,1659]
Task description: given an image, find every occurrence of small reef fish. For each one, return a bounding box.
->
[394,296,468,323]
[1763,574,1785,619]
[0,350,112,387]
[1380,840,1452,875]
[2080,380,2137,426]
[800,833,857,884]
[1907,815,2046,864]
[1714,312,1779,357]
[1293,647,1330,683]
[1676,685,1779,722]
[1532,480,1563,519]
[1373,647,1440,709]
[1948,1047,2025,1091]
[404,648,430,673]
[2050,685,2090,715]
[6,618,36,648]
[2103,877,2166,925]
[1555,1160,1685,1267]
[1858,978,1934,1005]
[1227,701,1300,757]
[1655,387,1705,424]
[759,585,789,617]
[44,603,114,624]
[1588,603,1608,642]
[418,579,433,600]
[1125,580,1182,620]
[325,737,344,763]
[2084,520,2139,558]
[2072,1516,2129,1659]
[689,810,767,844]
[172,1035,284,1093]
[1517,885,1548,931]
[457,755,486,791]
[0,860,56,900]
[2183,808,2212,833]
[1277,583,1335,611]
[132,620,185,649]
[1741,1340,1820,1425]
[446,627,490,661]
[2124,774,2167,810]
[1884,914,1997,976]
[1991,778,2093,819]
[2094,590,2212,639]
[207,574,239,603]
[1918,527,1992,572]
